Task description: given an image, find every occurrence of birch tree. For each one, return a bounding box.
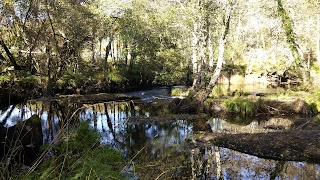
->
[192,0,235,103]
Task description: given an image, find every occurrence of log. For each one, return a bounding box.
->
[195,130,320,162]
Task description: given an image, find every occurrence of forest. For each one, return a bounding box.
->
[1,0,320,179]
[1,0,319,100]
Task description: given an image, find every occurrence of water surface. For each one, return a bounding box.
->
[0,86,319,179]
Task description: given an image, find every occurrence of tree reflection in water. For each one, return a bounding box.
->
[0,100,319,179]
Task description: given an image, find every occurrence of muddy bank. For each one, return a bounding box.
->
[53,93,140,104]
[170,96,317,116]
[195,130,320,162]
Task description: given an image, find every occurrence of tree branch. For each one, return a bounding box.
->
[0,38,22,70]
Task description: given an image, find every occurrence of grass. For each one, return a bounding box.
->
[223,96,256,116]
[24,147,125,180]
[209,86,227,98]
[21,122,126,180]
[171,87,190,97]
[0,115,42,180]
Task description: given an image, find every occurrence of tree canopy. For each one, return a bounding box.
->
[1,0,319,98]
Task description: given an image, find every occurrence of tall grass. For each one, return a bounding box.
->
[0,115,42,179]
[223,96,256,116]
[24,122,126,180]
[209,86,227,98]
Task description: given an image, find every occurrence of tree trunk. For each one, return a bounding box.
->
[104,37,113,70]
[192,23,199,86]
[192,24,206,92]
[192,8,210,93]
[91,32,96,66]
[317,14,320,65]
[126,43,132,66]
[275,0,309,83]
[194,6,231,103]
[99,38,102,59]
[0,38,22,70]
[208,35,214,68]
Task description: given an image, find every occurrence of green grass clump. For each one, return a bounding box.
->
[223,96,256,116]
[24,122,126,180]
[305,90,320,114]
[209,86,227,98]
[171,87,189,96]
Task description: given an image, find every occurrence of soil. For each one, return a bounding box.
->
[194,130,320,162]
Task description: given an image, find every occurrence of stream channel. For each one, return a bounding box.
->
[1,86,320,179]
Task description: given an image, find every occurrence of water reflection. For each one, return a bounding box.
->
[0,100,319,179]
[208,117,294,134]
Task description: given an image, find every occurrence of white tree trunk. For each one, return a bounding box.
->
[192,23,198,74]
[317,14,320,65]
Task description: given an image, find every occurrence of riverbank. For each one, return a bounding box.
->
[195,130,320,162]
[171,86,320,116]
[0,82,161,109]
[169,87,320,163]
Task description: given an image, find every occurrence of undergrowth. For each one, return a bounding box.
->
[23,122,126,180]
[223,96,256,116]
[171,87,190,97]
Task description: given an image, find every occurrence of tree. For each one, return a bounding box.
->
[191,0,235,103]
[275,0,310,83]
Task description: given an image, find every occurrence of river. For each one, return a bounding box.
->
[0,86,319,179]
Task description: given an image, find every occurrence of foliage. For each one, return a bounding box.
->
[24,122,126,180]
[171,87,190,97]
[16,73,41,89]
[1,0,320,99]
[107,70,127,84]
[209,86,227,98]
[0,73,12,85]
[305,90,320,113]
[154,49,188,85]
[223,96,256,116]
